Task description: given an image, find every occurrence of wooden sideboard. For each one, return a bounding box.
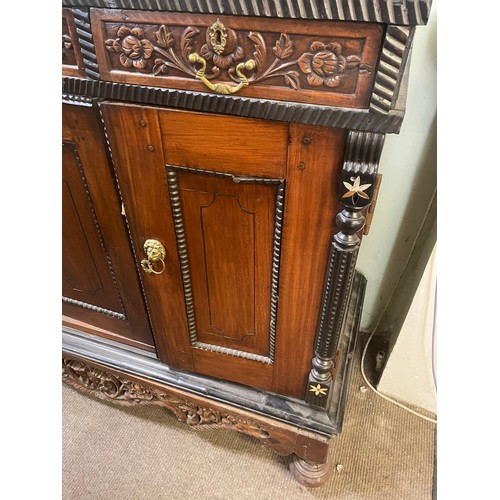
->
[62,0,432,487]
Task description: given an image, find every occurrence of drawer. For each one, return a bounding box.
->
[62,8,86,78]
[90,9,383,109]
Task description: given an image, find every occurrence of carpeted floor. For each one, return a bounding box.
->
[62,338,436,499]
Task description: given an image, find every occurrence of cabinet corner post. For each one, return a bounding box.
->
[305,131,385,408]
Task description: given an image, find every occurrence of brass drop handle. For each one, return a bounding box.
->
[140,239,166,275]
[188,52,256,95]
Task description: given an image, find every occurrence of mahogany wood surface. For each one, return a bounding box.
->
[62,142,123,313]
[175,170,276,357]
[91,9,383,108]
[62,104,154,349]
[62,315,156,353]
[158,110,288,178]
[100,103,196,372]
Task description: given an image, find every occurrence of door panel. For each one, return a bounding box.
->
[62,104,155,351]
[101,102,284,389]
[101,102,346,398]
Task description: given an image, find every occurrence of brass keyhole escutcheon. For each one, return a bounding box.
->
[141,239,166,275]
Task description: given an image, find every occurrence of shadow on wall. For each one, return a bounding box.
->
[376,115,437,340]
[357,3,437,332]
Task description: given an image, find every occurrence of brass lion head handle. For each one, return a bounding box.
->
[141,239,166,275]
[188,53,256,95]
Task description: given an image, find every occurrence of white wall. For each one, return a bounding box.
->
[357,5,437,331]
[377,244,437,413]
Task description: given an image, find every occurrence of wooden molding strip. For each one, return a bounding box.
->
[62,0,432,25]
[370,26,415,114]
[62,77,405,133]
[73,7,100,79]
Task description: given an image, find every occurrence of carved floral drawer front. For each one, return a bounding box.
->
[62,8,86,78]
[90,10,383,108]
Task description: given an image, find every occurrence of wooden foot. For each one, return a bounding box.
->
[289,454,332,488]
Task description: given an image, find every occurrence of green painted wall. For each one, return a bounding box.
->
[357,7,437,332]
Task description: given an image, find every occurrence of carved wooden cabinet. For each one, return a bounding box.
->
[62,0,432,487]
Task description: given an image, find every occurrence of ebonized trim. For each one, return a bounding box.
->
[369,25,415,114]
[61,0,432,25]
[62,77,405,133]
[72,8,100,79]
[63,297,126,320]
[63,326,334,436]
[306,131,383,408]
[329,270,366,430]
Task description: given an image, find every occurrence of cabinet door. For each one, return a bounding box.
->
[62,103,155,351]
[101,102,345,397]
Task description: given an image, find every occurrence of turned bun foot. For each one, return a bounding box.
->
[289,454,332,487]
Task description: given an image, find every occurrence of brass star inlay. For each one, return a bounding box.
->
[342,176,371,200]
[309,384,328,396]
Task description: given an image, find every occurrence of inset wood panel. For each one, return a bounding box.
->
[62,104,155,351]
[169,167,281,360]
[91,10,383,108]
[62,142,123,314]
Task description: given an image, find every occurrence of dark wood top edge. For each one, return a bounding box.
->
[62,326,337,436]
[62,77,404,133]
[62,0,432,26]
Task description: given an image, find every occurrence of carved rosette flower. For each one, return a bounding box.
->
[200,23,244,70]
[298,41,361,88]
[106,26,154,69]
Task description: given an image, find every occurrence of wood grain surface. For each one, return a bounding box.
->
[62,104,155,350]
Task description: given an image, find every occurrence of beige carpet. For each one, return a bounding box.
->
[62,342,436,499]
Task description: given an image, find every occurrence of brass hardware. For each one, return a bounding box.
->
[297,162,305,170]
[208,19,227,55]
[188,52,256,95]
[363,173,382,236]
[140,239,166,275]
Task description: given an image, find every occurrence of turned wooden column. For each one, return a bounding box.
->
[306,130,384,407]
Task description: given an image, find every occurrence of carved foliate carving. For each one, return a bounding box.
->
[91,8,383,106]
[104,21,371,93]
[63,357,272,442]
